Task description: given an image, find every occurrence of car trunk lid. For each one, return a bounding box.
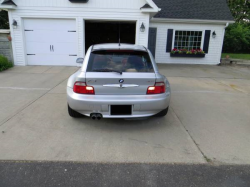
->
[86,72,156,95]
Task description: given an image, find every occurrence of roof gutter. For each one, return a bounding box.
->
[225,22,229,28]
[219,22,230,64]
[151,18,235,25]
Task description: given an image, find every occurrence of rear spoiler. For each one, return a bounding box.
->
[91,48,147,53]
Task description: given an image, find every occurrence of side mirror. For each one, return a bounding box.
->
[76,58,84,64]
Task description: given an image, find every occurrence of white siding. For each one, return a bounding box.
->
[7,0,227,66]
[9,12,25,65]
[149,22,226,65]
[14,0,145,9]
[8,0,149,66]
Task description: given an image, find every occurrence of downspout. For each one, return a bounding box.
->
[219,22,229,65]
[225,22,229,28]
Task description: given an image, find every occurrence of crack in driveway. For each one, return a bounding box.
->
[170,106,208,163]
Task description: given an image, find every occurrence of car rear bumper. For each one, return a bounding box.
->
[67,87,171,118]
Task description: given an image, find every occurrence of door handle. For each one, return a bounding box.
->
[50,45,52,52]
[52,45,54,52]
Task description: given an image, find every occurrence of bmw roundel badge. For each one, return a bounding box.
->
[119,79,124,83]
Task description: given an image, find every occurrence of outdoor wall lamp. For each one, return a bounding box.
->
[12,19,18,29]
[212,31,216,38]
[140,23,145,32]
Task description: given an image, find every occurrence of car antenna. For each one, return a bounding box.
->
[119,22,121,47]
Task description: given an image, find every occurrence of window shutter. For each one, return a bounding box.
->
[166,29,173,52]
[148,28,157,58]
[203,30,211,53]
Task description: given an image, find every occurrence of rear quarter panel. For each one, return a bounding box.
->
[67,70,86,88]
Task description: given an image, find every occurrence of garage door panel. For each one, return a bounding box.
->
[27,55,78,66]
[26,42,52,54]
[25,31,77,43]
[24,19,77,66]
[26,42,77,56]
[24,19,76,31]
[52,43,77,55]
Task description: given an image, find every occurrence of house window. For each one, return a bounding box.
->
[174,31,203,50]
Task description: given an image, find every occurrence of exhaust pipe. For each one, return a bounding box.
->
[90,113,102,120]
[96,114,102,120]
[91,114,97,120]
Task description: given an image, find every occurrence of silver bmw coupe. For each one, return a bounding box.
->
[67,44,171,120]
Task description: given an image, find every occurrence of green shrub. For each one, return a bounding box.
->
[223,23,250,53]
[0,55,13,72]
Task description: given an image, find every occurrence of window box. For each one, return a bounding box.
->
[170,53,205,58]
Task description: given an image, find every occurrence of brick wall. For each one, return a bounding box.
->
[0,33,13,62]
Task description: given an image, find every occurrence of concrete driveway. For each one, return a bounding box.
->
[0,65,249,164]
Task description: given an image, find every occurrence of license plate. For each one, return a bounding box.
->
[110,105,132,115]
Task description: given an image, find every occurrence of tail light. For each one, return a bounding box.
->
[147,82,165,94]
[73,82,95,94]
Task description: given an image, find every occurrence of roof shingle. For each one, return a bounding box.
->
[152,0,234,21]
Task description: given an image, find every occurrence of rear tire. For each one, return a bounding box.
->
[155,107,169,117]
[68,105,83,118]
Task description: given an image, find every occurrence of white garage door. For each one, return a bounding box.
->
[24,19,78,66]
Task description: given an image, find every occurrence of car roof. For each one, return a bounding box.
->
[92,43,147,52]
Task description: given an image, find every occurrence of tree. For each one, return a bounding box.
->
[223,0,250,53]
[227,0,250,23]
[223,23,250,53]
[0,10,9,29]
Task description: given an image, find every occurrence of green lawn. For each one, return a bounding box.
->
[222,53,250,60]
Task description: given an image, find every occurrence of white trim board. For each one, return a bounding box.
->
[0,5,16,10]
[151,18,235,25]
[0,29,10,33]
[171,30,205,51]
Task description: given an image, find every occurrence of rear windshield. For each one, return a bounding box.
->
[87,50,154,73]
